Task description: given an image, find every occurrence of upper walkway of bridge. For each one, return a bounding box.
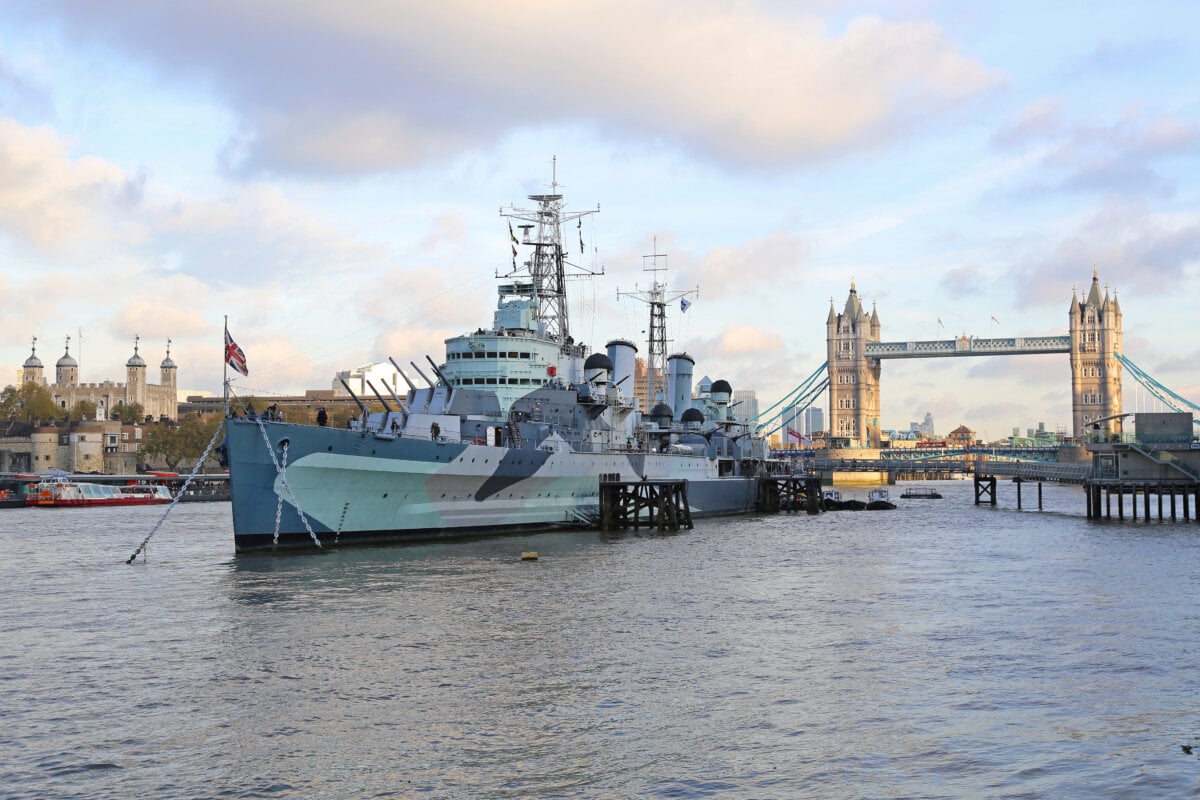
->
[864,335,1071,359]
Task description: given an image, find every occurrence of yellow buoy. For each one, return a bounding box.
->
[521,551,539,561]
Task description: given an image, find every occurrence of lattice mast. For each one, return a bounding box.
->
[618,239,698,405]
[498,158,600,343]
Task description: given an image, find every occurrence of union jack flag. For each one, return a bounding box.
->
[225,329,249,376]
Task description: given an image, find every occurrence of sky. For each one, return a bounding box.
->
[1,0,1198,441]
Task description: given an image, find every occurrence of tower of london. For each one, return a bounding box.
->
[21,335,178,421]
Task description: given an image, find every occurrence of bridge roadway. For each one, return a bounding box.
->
[864,335,1071,359]
[772,455,1091,483]
[772,446,1061,462]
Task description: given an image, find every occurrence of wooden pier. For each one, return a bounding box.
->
[599,478,694,532]
[757,475,823,514]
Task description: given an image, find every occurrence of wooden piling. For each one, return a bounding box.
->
[974,475,996,506]
[599,479,693,532]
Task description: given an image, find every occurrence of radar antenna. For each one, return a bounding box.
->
[498,156,601,343]
[617,237,698,405]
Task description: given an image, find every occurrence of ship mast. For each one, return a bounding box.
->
[618,239,698,405]
[499,157,600,343]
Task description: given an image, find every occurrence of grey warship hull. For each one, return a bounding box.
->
[226,417,759,552]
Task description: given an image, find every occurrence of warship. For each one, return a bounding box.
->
[222,172,781,551]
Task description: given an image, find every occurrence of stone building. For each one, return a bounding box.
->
[20,335,178,422]
[946,424,975,449]
[0,419,144,474]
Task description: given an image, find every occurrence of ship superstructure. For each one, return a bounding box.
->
[440,165,600,412]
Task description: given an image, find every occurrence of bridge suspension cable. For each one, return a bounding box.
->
[1116,354,1200,425]
[754,361,830,437]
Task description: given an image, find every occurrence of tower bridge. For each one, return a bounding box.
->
[823,268,1123,448]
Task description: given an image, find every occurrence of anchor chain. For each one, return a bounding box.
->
[126,421,226,564]
[273,441,288,547]
[252,416,323,550]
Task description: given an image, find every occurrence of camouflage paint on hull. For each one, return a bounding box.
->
[225,418,759,552]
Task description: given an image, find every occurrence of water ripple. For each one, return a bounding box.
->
[2,486,1199,797]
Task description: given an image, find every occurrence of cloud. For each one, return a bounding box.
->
[1010,203,1200,306]
[150,183,386,285]
[679,231,811,297]
[938,264,989,297]
[22,1,1000,175]
[708,324,787,358]
[0,53,53,118]
[992,98,1063,148]
[110,285,212,341]
[0,118,140,249]
[993,103,1200,199]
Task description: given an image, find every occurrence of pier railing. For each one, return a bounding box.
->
[973,460,1091,484]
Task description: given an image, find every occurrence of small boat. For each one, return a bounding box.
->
[26,479,173,507]
[822,489,866,511]
[865,488,897,510]
[900,487,943,499]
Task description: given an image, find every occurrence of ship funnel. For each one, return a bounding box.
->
[606,339,638,407]
[667,353,695,418]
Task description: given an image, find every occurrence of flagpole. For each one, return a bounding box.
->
[223,315,230,416]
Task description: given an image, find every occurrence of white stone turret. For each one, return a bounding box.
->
[22,336,44,385]
[55,336,79,386]
[126,335,147,409]
[160,339,178,395]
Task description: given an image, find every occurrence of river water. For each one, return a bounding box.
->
[2,481,1199,799]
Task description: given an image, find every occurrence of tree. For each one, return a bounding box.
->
[178,413,224,468]
[111,401,145,423]
[139,424,190,470]
[70,399,97,421]
[0,383,61,423]
[139,414,224,471]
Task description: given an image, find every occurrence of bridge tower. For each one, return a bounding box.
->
[1069,268,1123,437]
[826,283,882,448]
